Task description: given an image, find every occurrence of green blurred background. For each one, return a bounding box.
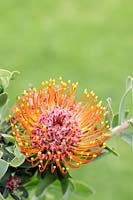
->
[0,0,133,199]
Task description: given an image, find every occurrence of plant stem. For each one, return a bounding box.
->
[111,118,133,137]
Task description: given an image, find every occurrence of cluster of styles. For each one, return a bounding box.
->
[10,78,110,174]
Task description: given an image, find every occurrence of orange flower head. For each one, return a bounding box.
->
[10,78,110,174]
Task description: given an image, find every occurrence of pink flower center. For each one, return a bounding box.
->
[31,106,81,160]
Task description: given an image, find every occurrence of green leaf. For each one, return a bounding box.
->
[0,92,8,107]
[24,173,39,190]
[0,193,5,200]
[105,145,119,156]
[51,180,94,200]
[40,180,74,200]
[35,170,56,197]
[17,186,28,199]
[24,175,40,200]
[0,159,9,179]
[57,171,70,195]
[61,178,69,195]
[61,180,75,200]
[10,154,25,167]
[70,180,94,200]
[1,133,15,143]
[119,76,133,124]
[44,180,62,200]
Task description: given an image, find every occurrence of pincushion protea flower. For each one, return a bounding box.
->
[10,78,110,174]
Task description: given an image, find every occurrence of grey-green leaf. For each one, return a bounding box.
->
[35,171,56,197]
[10,154,25,167]
[0,159,9,179]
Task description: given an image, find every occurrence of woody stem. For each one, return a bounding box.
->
[110,118,133,137]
